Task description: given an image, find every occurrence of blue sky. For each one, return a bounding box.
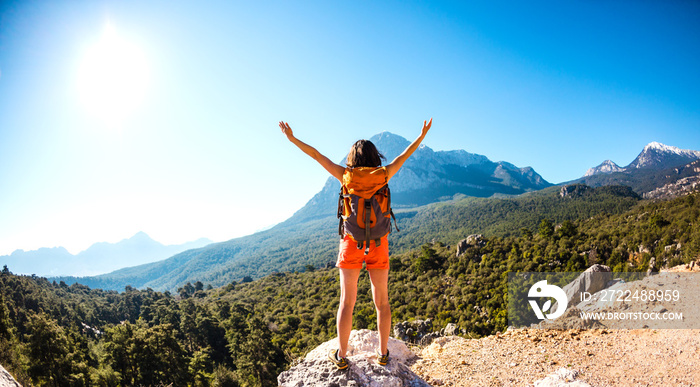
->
[1,0,699,256]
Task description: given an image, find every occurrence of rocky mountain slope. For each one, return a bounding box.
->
[584,159,623,177]
[643,160,700,199]
[573,142,700,195]
[627,141,700,170]
[288,132,551,224]
[586,142,700,177]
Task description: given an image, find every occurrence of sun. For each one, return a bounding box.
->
[77,23,150,127]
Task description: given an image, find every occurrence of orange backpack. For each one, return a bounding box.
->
[337,167,399,254]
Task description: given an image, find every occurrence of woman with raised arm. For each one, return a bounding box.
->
[279,118,432,369]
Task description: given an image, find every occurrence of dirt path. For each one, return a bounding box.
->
[412,328,699,386]
[412,264,700,386]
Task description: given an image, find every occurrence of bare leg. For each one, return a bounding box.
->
[337,268,361,358]
[368,268,391,355]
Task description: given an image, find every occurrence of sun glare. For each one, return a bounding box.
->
[77,23,149,127]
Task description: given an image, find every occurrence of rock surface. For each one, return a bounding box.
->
[455,235,487,257]
[559,184,590,199]
[643,160,700,199]
[628,142,700,170]
[533,367,591,387]
[0,364,21,387]
[393,319,434,344]
[278,329,429,387]
[584,159,623,177]
[552,264,611,314]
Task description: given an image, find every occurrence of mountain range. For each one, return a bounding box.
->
[26,135,700,292]
[586,142,700,176]
[0,232,212,277]
[574,141,700,194]
[49,132,552,291]
[287,132,551,224]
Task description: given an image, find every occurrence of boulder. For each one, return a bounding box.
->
[443,323,458,336]
[552,264,612,314]
[647,257,658,275]
[393,319,433,344]
[278,329,429,387]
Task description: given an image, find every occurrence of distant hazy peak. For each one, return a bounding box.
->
[585,160,623,177]
[125,231,156,243]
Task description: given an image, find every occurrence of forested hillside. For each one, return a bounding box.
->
[2,190,699,386]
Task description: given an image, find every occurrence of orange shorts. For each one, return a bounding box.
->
[337,235,390,270]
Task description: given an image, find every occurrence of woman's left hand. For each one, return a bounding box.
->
[421,118,433,137]
[279,121,294,140]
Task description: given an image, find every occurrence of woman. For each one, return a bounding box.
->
[279,118,432,369]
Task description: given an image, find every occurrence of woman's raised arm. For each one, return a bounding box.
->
[386,118,432,180]
[279,121,345,181]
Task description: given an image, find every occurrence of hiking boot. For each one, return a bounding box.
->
[376,349,389,366]
[328,349,349,370]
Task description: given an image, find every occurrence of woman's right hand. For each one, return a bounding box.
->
[279,121,294,140]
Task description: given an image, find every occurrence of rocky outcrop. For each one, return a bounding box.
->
[552,264,612,314]
[0,364,21,387]
[393,319,434,345]
[394,319,463,346]
[559,184,590,199]
[456,234,487,257]
[643,173,700,199]
[278,329,428,387]
[646,257,658,275]
[442,323,459,336]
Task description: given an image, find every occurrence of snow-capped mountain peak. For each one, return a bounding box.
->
[582,142,700,178]
[644,142,684,154]
[629,142,700,170]
[584,160,623,177]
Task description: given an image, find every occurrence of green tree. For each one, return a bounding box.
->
[212,365,240,387]
[538,218,554,239]
[234,317,285,386]
[558,220,578,238]
[104,322,138,385]
[413,244,442,274]
[27,313,74,386]
[0,293,11,341]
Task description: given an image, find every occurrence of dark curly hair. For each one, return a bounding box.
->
[346,140,386,168]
